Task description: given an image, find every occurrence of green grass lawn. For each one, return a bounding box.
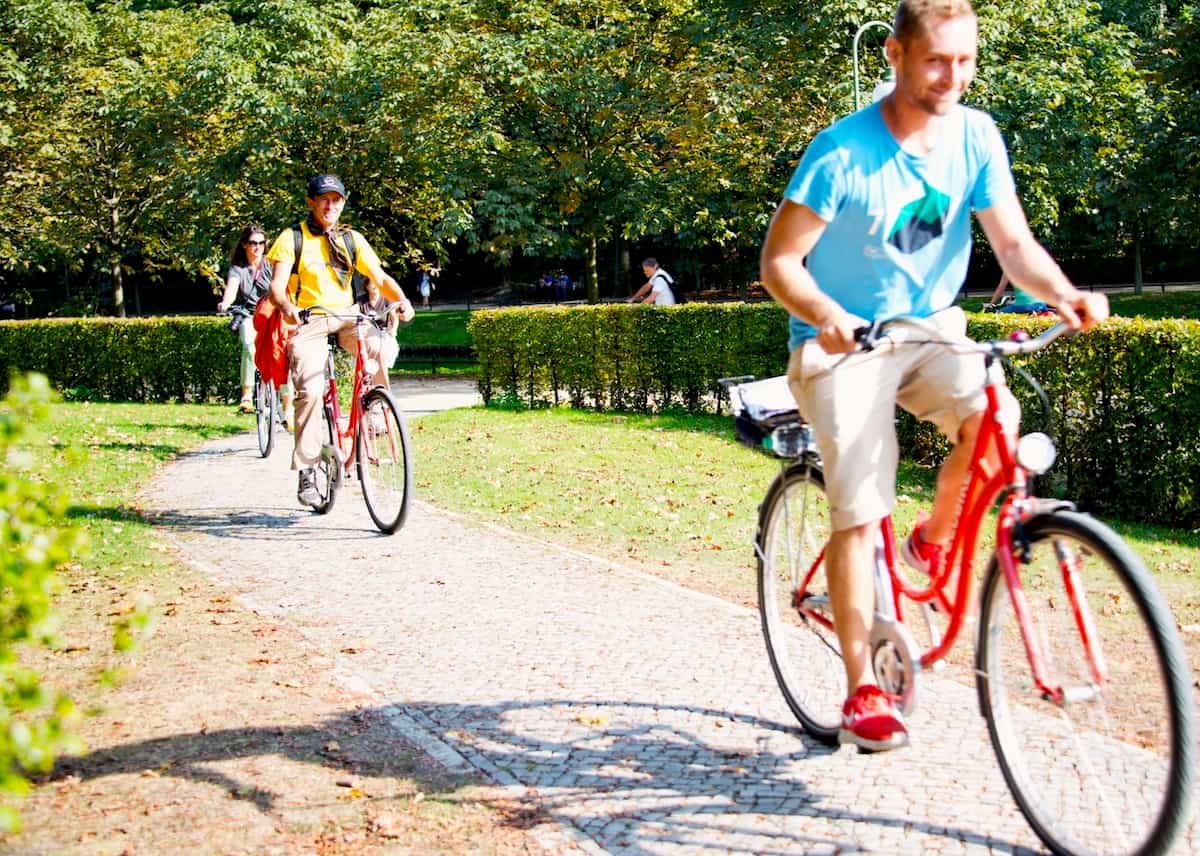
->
[961,288,1200,320]
[26,402,247,581]
[395,309,473,347]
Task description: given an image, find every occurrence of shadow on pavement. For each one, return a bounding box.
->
[44,698,1033,854]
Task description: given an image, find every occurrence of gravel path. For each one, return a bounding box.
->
[143,378,1197,855]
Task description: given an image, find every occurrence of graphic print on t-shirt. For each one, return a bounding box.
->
[887,181,951,254]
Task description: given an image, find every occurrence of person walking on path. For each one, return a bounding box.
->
[266,173,415,508]
[418,269,435,309]
[759,0,1107,751]
[217,225,294,423]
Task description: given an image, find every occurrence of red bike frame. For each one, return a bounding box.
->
[318,314,389,475]
[794,330,1108,706]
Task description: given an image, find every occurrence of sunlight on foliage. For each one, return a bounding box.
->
[0,373,85,830]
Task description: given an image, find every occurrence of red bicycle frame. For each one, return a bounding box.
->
[319,315,387,475]
[794,333,1110,705]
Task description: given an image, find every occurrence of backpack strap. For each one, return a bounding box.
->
[290,221,362,303]
[291,222,303,303]
[343,229,359,274]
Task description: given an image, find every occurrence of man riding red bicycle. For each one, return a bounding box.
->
[267,173,415,508]
[759,0,1108,751]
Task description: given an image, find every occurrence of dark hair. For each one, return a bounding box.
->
[893,0,975,46]
[229,224,267,267]
[642,258,659,269]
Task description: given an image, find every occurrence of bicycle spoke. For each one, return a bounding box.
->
[357,390,412,534]
[758,464,844,743]
[977,512,1194,856]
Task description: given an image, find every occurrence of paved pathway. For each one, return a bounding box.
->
[144,379,1196,855]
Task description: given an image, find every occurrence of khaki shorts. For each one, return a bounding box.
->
[787,307,1000,531]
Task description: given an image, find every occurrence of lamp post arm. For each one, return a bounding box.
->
[852,20,893,112]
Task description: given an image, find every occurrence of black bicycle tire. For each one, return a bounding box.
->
[756,461,843,745]
[356,389,412,534]
[975,510,1195,856]
[255,373,275,458]
[311,405,340,515]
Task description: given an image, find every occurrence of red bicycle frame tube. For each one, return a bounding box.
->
[786,332,1108,700]
[320,317,378,472]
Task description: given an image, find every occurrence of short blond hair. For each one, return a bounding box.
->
[893,0,975,45]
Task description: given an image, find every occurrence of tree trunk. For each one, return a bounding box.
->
[615,232,631,296]
[586,236,599,304]
[111,254,126,318]
[1133,227,1143,296]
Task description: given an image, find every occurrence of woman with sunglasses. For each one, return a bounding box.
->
[218,225,294,423]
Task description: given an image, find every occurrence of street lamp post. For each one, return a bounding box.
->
[852,20,894,111]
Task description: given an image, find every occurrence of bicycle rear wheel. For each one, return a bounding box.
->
[757,461,843,744]
[976,511,1195,856]
[255,373,276,458]
[310,405,340,515]
[356,389,412,534]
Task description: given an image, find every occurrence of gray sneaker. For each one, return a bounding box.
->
[297,468,321,507]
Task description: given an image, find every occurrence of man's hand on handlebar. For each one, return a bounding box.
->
[815,311,868,355]
[1055,290,1108,332]
[280,302,302,326]
[397,296,415,324]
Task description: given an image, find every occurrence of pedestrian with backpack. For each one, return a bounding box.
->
[266,173,415,508]
[628,257,678,305]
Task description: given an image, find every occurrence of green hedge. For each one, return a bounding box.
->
[0,317,478,401]
[470,304,1200,528]
[469,303,789,411]
[0,317,238,402]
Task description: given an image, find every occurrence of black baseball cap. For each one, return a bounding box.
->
[306,173,346,198]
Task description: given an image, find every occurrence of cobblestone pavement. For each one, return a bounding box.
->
[144,380,1197,855]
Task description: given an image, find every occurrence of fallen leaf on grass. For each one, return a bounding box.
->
[369,812,404,838]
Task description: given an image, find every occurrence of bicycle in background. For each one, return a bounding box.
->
[724,319,1195,856]
[252,369,284,458]
[298,304,413,534]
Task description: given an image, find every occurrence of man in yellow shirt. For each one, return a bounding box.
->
[267,173,415,508]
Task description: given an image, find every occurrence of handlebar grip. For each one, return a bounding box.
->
[853,322,882,351]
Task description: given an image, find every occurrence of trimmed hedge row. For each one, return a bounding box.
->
[469,304,1200,528]
[0,317,477,401]
[469,303,790,411]
[0,316,239,402]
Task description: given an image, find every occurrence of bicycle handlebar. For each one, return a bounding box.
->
[298,302,405,325]
[853,315,1076,359]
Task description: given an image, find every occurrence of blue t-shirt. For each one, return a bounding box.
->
[784,102,1015,349]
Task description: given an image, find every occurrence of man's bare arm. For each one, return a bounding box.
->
[760,200,863,354]
[977,197,1108,330]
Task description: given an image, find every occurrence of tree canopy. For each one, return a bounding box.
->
[1,0,1197,314]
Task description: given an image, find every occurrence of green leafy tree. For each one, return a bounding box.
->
[0,375,84,830]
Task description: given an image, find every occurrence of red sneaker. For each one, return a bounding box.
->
[838,685,909,752]
[902,517,944,577]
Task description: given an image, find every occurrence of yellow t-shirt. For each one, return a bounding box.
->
[266,221,381,310]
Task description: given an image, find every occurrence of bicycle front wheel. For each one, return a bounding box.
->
[310,405,340,515]
[356,389,412,534]
[255,373,276,458]
[757,461,843,744]
[976,511,1195,856]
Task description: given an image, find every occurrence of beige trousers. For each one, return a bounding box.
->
[287,314,387,470]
